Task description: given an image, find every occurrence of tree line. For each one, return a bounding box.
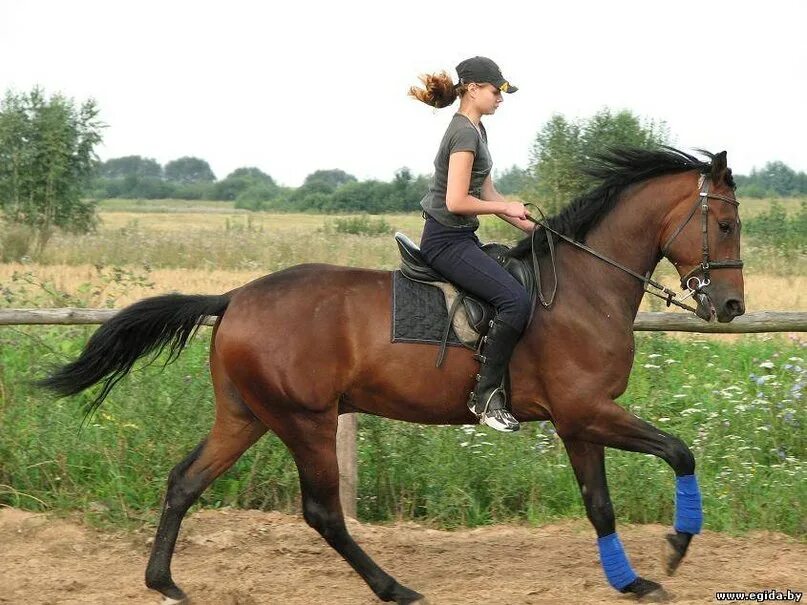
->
[90,158,432,214]
[1,87,804,255]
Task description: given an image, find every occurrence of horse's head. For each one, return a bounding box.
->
[661,151,745,323]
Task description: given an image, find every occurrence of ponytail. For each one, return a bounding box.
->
[408,71,465,108]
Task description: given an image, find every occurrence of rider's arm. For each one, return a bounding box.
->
[446,152,522,217]
[481,175,535,233]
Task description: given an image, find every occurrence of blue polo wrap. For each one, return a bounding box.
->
[597,532,637,591]
[674,474,703,534]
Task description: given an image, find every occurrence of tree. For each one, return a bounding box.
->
[494,165,531,196]
[736,161,807,198]
[303,169,356,190]
[164,156,216,184]
[91,155,168,200]
[215,166,276,201]
[579,108,668,157]
[0,87,104,253]
[754,161,798,196]
[528,108,669,211]
[528,114,583,212]
[97,155,162,179]
[234,181,278,210]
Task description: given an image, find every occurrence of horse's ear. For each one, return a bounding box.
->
[711,151,729,185]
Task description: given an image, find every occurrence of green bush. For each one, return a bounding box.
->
[234,182,278,211]
[744,200,806,251]
[322,215,393,236]
[0,222,36,262]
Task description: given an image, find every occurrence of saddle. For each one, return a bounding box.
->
[394,232,536,364]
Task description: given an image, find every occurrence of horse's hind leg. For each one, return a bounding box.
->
[562,438,668,602]
[145,377,266,603]
[274,407,424,604]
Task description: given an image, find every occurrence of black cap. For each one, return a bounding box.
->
[456,56,518,93]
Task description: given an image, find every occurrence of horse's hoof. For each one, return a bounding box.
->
[622,577,670,602]
[665,531,693,575]
[395,588,426,604]
[380,582,425,604]
[639,587,670,603]
[147,581,188,604]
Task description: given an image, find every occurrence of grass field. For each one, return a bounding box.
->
[0,328,803,535]
[1,199,804,310]
[1,199,804,534]
[95,196,806,218]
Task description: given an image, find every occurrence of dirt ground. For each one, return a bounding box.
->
[0,507,804,605]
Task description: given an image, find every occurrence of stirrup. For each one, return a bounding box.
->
[468,389,520,433]
[480,407,520,432]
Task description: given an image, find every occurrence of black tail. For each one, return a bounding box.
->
[38,293,230,415]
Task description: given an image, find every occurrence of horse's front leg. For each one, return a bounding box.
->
[562,438,669,601]
[557,399,702,579]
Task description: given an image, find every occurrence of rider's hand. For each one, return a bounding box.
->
[501,202,528,220]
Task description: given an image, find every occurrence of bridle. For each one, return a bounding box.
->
[524,175,743,315]
[660,176,743,294]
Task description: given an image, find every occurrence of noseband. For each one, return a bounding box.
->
[660,177,744,293]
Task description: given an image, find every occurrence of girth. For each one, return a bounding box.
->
[394,232,535,366]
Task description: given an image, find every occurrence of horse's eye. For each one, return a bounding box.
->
[718,221,732,234]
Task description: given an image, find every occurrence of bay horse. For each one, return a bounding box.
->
[40,147,745,603]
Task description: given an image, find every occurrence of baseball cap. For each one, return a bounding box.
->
[456,56,518,93]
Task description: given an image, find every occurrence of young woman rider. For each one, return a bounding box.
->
[409,56,534,433]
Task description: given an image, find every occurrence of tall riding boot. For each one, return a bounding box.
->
[467,318,522,433]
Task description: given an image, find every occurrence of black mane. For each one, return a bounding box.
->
[508,146,731,259]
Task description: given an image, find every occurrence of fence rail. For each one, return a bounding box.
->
[2,308,805,518]
[1,308,806,332]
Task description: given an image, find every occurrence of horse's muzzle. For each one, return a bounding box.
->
[697,286,745,323]
[719,297,745,323]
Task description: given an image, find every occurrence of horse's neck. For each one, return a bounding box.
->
[565,177,691,321]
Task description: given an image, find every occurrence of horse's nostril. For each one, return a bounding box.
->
[725,299,745,316]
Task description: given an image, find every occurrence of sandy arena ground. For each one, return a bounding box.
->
[0,508,804,605]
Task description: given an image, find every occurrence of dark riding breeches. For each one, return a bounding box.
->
[420,217,531,332]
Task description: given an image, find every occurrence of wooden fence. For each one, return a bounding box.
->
[2,309,805,517]
[2,308,806,332]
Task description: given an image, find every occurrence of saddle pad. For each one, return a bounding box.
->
[391,270,463,347]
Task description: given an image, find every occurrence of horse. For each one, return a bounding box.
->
[39,147,745,603]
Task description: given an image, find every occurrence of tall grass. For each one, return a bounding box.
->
[4,208,797,280]
[0,327,803,535]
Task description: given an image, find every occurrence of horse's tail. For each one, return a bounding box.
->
[38,293,231,416]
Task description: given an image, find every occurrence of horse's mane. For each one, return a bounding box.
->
[508,146,735,259]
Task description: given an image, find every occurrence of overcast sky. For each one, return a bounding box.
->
[1,0,804,186]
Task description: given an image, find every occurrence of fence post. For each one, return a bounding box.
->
[336,413,358,519]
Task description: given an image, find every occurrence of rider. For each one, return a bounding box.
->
[408,56,535,433]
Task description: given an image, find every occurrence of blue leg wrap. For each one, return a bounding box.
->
[597,533,638,591]
[674,474,703,534]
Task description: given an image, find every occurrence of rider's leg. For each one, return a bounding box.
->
[423,229,530,432]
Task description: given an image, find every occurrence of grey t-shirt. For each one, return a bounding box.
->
[420,113,492,229]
